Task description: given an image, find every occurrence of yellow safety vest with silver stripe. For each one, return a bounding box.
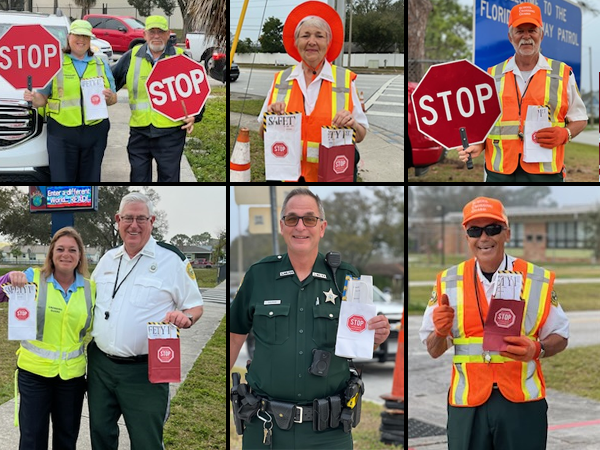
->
[16,269,95,380]
[47,54,110,126]
[269,64,354,164]
[126,45,185,128]
[438,258,553,406]
[487,57,569,174]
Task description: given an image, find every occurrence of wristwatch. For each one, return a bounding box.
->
[538,341,546,359]
[185,314,194,327]
[565,127,572,143]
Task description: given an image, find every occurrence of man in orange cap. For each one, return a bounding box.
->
[419,197,569,449]
[257,0,369,182]
[458,2,588,182]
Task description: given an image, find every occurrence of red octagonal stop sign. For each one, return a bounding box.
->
[411,59,501,149]
[347,314,367,333]
[0,24,62,89]
[271,142,288,157]
[157,346,174,363]
[146,54,211,122]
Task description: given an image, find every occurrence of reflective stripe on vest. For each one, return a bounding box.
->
[268,65,355,168]
[18,270,94,380]
[487,57,569,174]
[47,55,109,126]
[438,258,552,406]
[127,45,185,128]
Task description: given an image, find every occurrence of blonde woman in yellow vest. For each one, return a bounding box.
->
[457,3,587,182]
[23,20,117,182]
[257,1,369,182]
[419,197,569,450]
[110,15,201,182]
[0,227,95,450]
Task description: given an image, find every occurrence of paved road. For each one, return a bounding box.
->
[408,310,600,450]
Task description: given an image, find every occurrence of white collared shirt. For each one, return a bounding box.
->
[258,60,369,129]
[419,254,569,346]
[503,53,588,122]
[91,236,203,357]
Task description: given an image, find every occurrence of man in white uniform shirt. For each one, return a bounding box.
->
[87,192,203,450]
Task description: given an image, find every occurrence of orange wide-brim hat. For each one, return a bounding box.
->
[283,1,344,63]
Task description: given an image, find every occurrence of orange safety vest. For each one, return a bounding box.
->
[486,57,570,174]
[435,258,554,407]
[268,65,356,182]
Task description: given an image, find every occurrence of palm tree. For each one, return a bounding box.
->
[186,0,226,46]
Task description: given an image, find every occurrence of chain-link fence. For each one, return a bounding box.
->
[407,59,452,83]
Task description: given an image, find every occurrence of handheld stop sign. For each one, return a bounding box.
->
[411,59,502,170]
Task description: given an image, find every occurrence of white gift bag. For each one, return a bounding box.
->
[5,284,37,340]
[263,112,302,181]
[335,275,376,359]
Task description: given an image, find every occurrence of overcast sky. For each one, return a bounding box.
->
[2,187,226,243]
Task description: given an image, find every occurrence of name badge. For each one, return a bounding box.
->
[279,270,294,277]
[312,272,327,279]
[264,300,281,305]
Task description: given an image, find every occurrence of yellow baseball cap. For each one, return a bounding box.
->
[70,20,94,38]
[145,16,168,31]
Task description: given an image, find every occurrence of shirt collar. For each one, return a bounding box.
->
[504,53,551,79]
[276,252,330,281]
[287,60,334,83]
[114,236,157,260]
[47,271,85,293]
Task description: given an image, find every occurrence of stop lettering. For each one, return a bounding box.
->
[0,43,58,70]
[418,83,493,125]
[347,314,367,333]
[272,142,288,157]
[147,69,206,106]
[157,346,174,363]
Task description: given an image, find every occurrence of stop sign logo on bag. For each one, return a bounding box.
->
[347,314,367,332]
[333,155,349,174]
[272,142,288,157]
[15,308,30,321]
[157,346,175,363]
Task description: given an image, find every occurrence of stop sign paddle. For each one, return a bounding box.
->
[0,24,62,90]
[411,59,502,170]
[145,54,211,122]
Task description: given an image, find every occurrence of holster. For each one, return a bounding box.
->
[268,400,295,430]
[313,398,330,431]
[329,395,342,429]
[230,372,244,435]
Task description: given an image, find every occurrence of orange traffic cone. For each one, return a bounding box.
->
[230,128,251,182]
[359,91,366,112]
[391,311,404,399]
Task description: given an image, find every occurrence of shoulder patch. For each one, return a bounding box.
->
[551,290,559,307]
[157,242,186,261]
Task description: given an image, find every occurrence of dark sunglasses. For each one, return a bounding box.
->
[282,215,322,227]
[466,224,506,238]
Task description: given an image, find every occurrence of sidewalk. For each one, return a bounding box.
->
[229,111,402,182]
[0,282,227,450]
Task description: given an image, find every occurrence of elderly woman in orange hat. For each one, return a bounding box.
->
[23,19,117,182]
[258,1,368,182]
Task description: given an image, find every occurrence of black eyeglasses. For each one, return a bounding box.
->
[282,215,322,227]
[466,224,507,238]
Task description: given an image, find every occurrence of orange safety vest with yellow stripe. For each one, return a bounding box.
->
[435,258,554,407]
[486,57,570,174]
[268,65,356,182]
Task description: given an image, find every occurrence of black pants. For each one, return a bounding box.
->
[127,128,186,182]
[47,118,109,182]
[18,368,86,450]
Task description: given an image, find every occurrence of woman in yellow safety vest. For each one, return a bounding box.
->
[23,19,118,182]
[257,1,369,182]
[0,227,95,450]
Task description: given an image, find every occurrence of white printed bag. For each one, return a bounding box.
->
[263,112,302,181]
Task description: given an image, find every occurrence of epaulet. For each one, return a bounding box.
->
[157,242,186,261]
[254,255,283,265]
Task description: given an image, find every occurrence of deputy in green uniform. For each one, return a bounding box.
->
[230,188,391,450]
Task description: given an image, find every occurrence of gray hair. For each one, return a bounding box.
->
[281,188,325,221]
[294,16,332,44]
[118,192,155,216]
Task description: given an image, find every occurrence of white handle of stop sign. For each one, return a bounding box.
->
[419,83,494,126]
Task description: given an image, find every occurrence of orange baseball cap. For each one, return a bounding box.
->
[508,2,543,28]
[283,1,344,63]
[462,197,509,227]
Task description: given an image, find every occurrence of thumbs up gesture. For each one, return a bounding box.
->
[433,294,454,337]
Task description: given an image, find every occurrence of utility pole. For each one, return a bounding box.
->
[329,0,346,68]
[348,0,353,68]
[589,46,595,127]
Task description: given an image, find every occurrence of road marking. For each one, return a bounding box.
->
[365,74,402,110]
[374,101,403,106]
[367,111,403,117]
